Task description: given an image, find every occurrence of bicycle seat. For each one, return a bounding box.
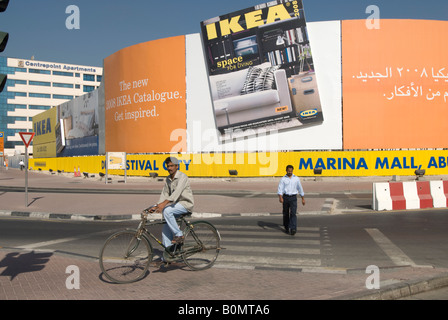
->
[181,211,192,217]
[172,212,192,223]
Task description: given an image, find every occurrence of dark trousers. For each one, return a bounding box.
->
[282,195,297,231]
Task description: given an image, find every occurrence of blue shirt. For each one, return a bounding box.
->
[277,174,305,197]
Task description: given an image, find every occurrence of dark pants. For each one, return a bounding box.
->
[282,195,297,231]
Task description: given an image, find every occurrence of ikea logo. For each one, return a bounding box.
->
[33,118,52,136]
[299,109,317,118]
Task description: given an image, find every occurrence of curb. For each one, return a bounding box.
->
[0,185,372,196]
[334,272,448,300]
[0,210,299,221]
[0,209,350,221]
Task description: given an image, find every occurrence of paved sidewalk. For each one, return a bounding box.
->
[1,247,448,301]
[0,167,380,219]
[1,168,448,301]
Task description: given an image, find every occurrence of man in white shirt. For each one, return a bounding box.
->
[277,164,305,235]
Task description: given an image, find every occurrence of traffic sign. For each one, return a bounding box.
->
[19,131,35,208]
[19,132,35,148]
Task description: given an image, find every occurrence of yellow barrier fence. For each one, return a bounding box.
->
[29,150,448,177]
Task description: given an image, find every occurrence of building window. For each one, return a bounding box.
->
[29,81,51,87]
[53,94,74,99]
[10,92,27,97]
[97,75,102,82]
[29,69,51,75]
[11,104,27,109]
[75,73,80,77]
[29,93,51,98]
[6,79,27,87]
[1,91,26,99]
[53,71,74,77]
[83,74,95,81]
[11,129,28,135]
[75,84,80,89]
[29,105,51,110]
[83,85,95,93]
[53,82,74,88]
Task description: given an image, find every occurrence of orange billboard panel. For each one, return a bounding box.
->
[104,36,186,153]
[342,20,448,149]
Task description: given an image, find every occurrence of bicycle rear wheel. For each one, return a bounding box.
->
[182,221,220,270]
[99,230,153,283]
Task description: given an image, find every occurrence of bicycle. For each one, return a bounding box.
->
[99,206,221,284]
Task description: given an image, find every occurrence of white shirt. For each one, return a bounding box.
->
[158,170,194,211]
[277,174,305,197]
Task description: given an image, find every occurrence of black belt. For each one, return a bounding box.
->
[283,194,297,197]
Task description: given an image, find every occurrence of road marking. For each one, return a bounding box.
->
[221,237,320,245]
[217,225,320,232]
[213,224,323,269]
[17,230,113,250]
[365,228,417,266]
[0,211,12,217]
[224,245,320,255]
[218,230,320,237]
[217,254,321,267]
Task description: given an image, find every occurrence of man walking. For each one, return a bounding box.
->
[277,164,305,235]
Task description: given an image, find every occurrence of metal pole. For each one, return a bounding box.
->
[124,152,127,183]
[25,146,28,207]
[105,152,108,184]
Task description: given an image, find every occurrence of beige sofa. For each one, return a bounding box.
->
[209,62,293,130]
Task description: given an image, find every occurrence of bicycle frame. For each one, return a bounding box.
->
[100,211,222,284]
[134,214,198,259]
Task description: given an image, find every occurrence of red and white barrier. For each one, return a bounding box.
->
[373,180,448,211]
[430,180,448,208]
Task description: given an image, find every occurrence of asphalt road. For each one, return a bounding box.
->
[1,210,448,271]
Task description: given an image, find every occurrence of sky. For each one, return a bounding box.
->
[1,0,448,67]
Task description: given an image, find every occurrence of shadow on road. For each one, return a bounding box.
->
[0,250,53,280]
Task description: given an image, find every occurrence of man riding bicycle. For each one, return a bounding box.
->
[149,157,194,249]
[99,159,219,281]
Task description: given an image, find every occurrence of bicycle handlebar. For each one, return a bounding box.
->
[141,205,158,217]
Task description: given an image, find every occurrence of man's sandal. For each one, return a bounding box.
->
[171,236,184,244]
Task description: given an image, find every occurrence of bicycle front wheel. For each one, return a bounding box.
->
[182,221,220,270]
[99,230,153,284]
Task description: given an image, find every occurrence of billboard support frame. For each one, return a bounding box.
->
[106,152,127,184]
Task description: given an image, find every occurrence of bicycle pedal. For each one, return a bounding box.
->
[168,243,183,252]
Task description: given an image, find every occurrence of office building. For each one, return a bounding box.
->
[0,56,102,156]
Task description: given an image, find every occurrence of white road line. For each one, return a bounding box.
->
[17,230,113,250]
[224,245,320,255]
[365,228,417,266]
[215,225,320,232]
[212,225,323,269]
[222,237,320,245]
[217,254,321,267]
[219,230,320,237]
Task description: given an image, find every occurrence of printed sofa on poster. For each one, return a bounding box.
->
[210,62,292,131]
